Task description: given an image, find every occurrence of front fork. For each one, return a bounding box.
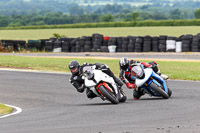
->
[96,82,120,99]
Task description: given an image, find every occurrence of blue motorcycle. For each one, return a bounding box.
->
[130,64,172,99]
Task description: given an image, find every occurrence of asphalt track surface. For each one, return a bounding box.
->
[0,70,200,133]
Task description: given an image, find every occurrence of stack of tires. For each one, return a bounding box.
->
[83,36,93,52]
[122,37,129,52]
[1,40,14,51]
[116,37,123,52]
[45,41,54,52]
[152,37,159,52]
[61,38,71,52]
[45,37,56,52]
[108,37,117,46]
[159,36,167,52]
[80,38,85,52]
[166,36,176,52]
[75,38,81,52]
[128,36,136,52]
[13,40,26,51]
[53,39,62,52]
[92,34,103,52]
[75,38,85,52]
[135,37,143,52]
[182,35,193,52]
[40,39,49,51]
[191,36,200,52]
[106,37,117,52]
[143,36,152,52]
[70,38,76,52]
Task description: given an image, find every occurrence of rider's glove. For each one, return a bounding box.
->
[141,62,152,68]
[126,83,136,89]
[83,62,89,65]
[77,84,85,93]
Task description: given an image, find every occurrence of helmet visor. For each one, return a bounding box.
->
[121,64,128,70]
[71,68,78,73]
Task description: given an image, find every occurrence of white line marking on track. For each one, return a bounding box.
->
[0,104,22,119]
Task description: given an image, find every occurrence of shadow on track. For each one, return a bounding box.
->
[71,101,134,106]
[126,97,167,102]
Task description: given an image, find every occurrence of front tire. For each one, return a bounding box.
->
[98,85,119,104]
[149,82,169,99]
[119,90,127,103]
[168,88,172,97]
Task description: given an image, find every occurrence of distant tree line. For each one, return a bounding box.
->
[0,0,200,27]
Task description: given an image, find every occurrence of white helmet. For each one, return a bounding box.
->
[119,57,129,70]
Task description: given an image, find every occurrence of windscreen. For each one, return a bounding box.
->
[82,66,94,79]
[131,65,144,79]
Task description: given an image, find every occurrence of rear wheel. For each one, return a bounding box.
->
[149,82,169,99]
[98,85,119,104]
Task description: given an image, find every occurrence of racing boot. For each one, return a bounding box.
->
[112,76,124,90]
[160,74,169,80]
[157,70,169,80]
[133,88,145,100]
[86,88,97,99]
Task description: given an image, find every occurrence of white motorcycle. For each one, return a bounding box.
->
[82,66,126,104]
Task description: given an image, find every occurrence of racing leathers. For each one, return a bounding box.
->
[70,63,123,99]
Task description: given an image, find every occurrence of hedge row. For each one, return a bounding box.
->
[2,19,200,30]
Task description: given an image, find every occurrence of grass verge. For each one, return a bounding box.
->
[0,104,13,116]
[0,55,200,81]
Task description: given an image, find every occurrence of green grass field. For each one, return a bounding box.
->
[0,55,200,81]
[0,104,13,116]
[1,26,200,40]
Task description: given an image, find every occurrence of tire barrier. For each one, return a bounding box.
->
[152,37,159,52]
[0,33,200,53]
[159,35,167,52]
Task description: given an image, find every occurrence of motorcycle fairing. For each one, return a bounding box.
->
[84,69,119,97]
[132,67,168,97]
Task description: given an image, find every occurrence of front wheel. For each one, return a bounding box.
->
[149,82,169,99]
[168,88,172,97]
[119,90,127,103]
[98,85,119,104]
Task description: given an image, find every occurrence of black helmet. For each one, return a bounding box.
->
[119,57,129,70]
[69,60,80,75]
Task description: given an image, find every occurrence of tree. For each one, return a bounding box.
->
[195,9,200,19]
[100,14,114,22]
[131,12,139,24]
[170,9,182,19]
[0,18,8,27]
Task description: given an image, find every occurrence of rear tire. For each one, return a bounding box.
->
[149,82,169,99]
[98,85,119,104]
